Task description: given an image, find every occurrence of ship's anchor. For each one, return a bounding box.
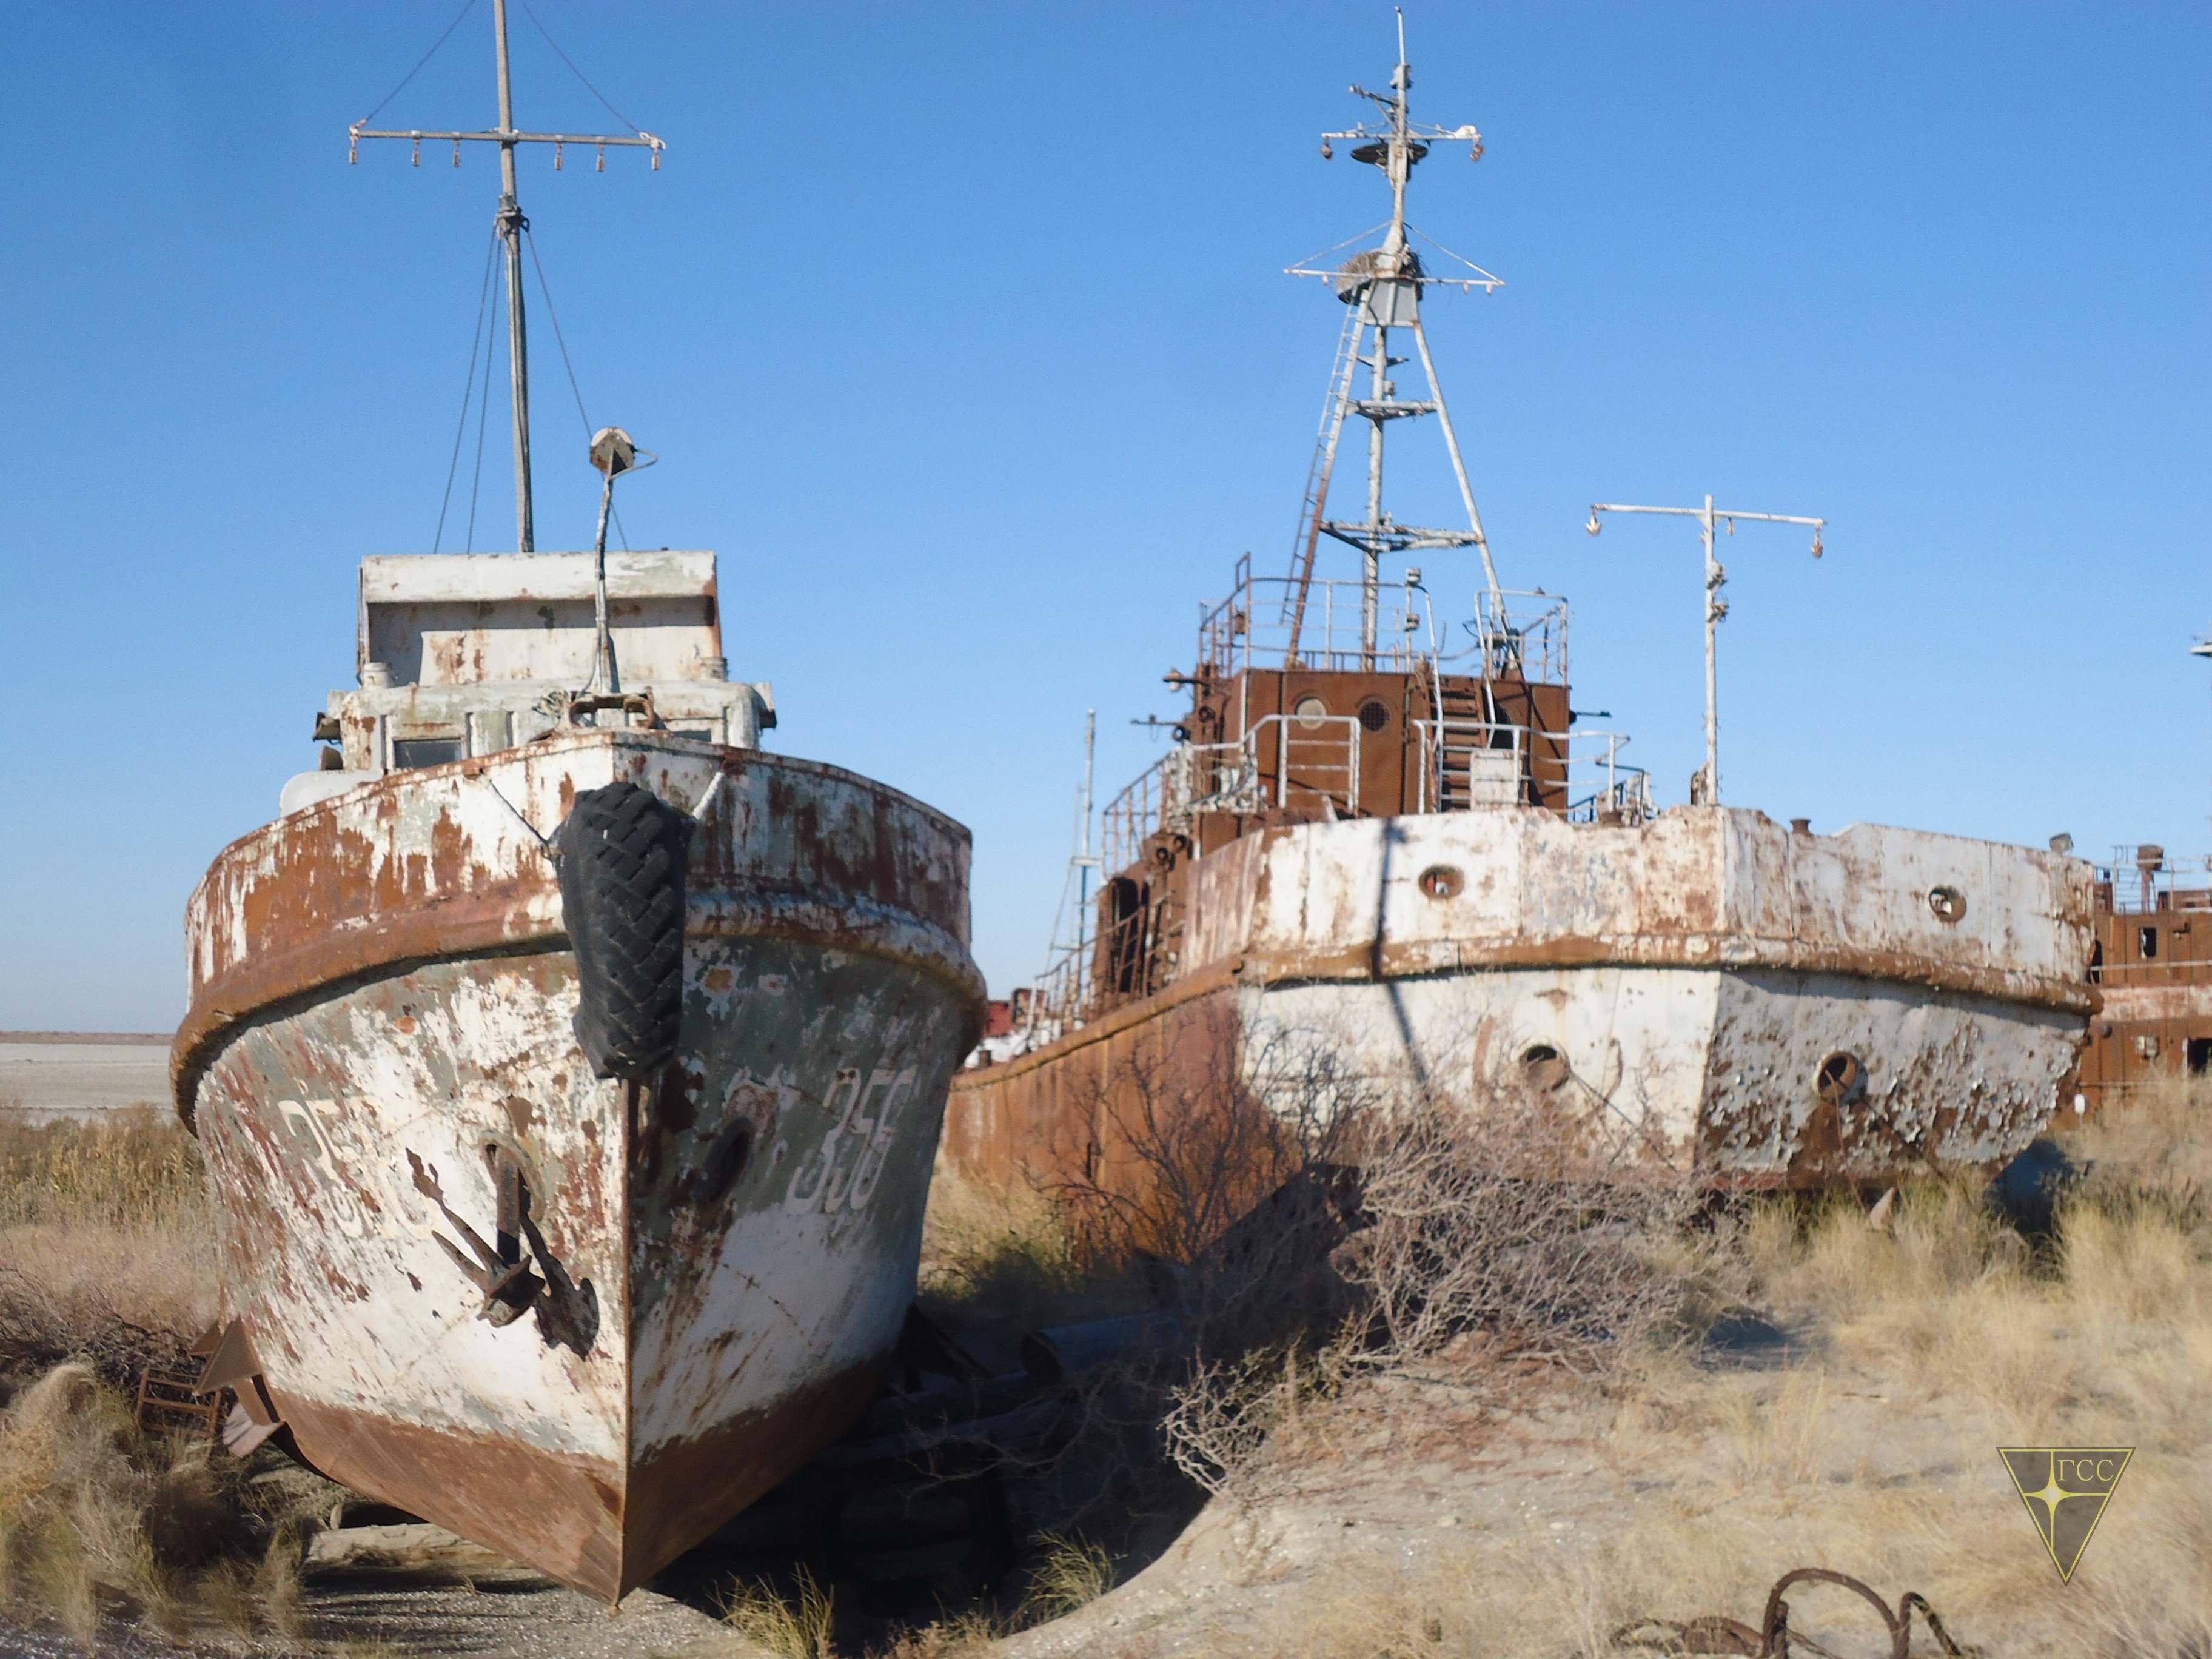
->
[432,1148,545,1327]
[412,1144,598,1354]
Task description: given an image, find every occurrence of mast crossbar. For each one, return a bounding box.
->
[351,126,663,150]
[347,0,661,555]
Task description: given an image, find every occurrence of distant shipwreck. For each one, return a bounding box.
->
[948,30,2093,1200]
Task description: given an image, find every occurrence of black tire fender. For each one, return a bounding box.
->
[555,780,692,1081]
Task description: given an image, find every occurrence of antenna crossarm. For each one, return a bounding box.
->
[1285,265,1503,293]
[1321,522,1481,552]
[350,124,664,151]
[1589,503,1822,526]
[1321,123,1476,144]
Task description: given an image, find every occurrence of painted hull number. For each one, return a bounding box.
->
[784,1067,914,1215]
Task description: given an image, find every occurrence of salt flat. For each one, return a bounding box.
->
[0,1034,171,1119]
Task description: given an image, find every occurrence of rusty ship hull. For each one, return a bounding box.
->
[951,38,2097,1207]
[951,806,2093,1195]
[174,731,984,1598]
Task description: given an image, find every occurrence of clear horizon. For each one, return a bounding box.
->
[2,2,2207,1031]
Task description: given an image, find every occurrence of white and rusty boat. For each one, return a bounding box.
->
[947,33,2093,1198]
[170,8,982,1601]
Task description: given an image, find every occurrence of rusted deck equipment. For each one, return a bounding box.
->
[172,8,982,1603]
[2064,845,2212,1115]
[948,30,2093,1199]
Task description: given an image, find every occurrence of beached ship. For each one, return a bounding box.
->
[2062,846,2212,1115]
[169,7,982,1601]
[946,35,2093,1199]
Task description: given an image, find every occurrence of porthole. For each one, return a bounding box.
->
[1927,886,1967,923]
[1293,694,1329,731]
[1357,699,1391,732]
[702,1120,756,1204]
[1814,1051,1866,1107]
[1519,1044,1571,1093]
[1417,864,1463,900]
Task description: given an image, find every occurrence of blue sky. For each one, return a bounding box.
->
[2,2,2207,1032]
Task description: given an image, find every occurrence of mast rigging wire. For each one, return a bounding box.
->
[465,276,500,551]
[357,0,480,128]
[515,0,650,136]
[434,227,503,554]
[525,227,630,551]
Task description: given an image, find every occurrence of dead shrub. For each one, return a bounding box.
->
[0,1268,193,1398]
[1050,1004,1372,1278]
[1333,1090,1697,1373]
[1152,1087,1697,1496]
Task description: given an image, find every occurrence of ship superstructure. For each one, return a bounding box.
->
[946,28,2092,1199]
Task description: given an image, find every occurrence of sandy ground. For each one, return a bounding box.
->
[989,1373,2063,1659]
[0,1036,172,1121]
[0,1287,2163,1658]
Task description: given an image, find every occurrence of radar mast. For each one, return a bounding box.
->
[1284,12,1501,668]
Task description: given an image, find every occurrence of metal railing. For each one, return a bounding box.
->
[1194,564,1570,689]
[1100,714,1366,875]
[1023,945,1091,1037]
[1100,714,1650,880]
[2097,848,2212,915]
[1455,589,1569,685]
[1200,556,1438,676]
[1410,719,1651,822]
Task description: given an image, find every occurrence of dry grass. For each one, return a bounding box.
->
[866,1537,1116,1659]
[0,1110,323,1646]
[0,1106,206,1232]
[917,1165,1138,1333]
[0,1108,216,1395]
[0,1358,327,1649]
[723,1566,839,1659]
[1153,1085,2212,1659]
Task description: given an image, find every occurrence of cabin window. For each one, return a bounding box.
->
[1357,698,1391,732]
[2136,1034,2161,1061]
[2089,940,2103,984]
[1293,695,1329,731]
[2191,1038,2212,1076]
[2140,926,2159,960]
[392,737,464,769]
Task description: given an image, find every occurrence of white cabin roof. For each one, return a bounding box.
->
[358,551,722,688]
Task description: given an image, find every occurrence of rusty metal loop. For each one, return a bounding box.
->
[1761,1569,1902,1659]
[1614,1569,1979,1659]
[1899,1594,1979,1659]
[1612,1615,1762,1655]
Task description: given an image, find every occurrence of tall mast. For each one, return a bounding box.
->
[1283,16,1501,668]
[492,0,534,551]
[350,11,666,554]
